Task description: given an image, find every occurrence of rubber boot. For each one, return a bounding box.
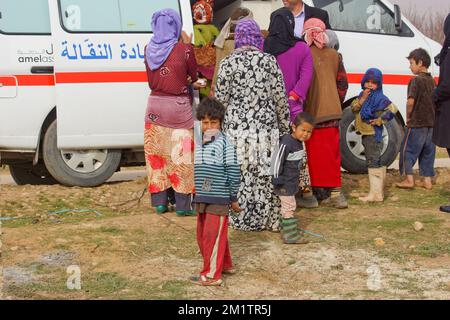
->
[281,217,309,244]
[381,166,387,189]
[359,167,384,202]
[296,190,319,209]
[329,188,348,209]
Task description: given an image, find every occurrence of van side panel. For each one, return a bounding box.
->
[0,34,55,150]
[48,0,193,150]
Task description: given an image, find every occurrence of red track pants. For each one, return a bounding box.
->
[196,213,233,280]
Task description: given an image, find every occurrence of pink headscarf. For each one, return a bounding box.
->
[302,18,329,49]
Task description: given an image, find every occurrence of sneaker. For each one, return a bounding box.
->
[222,268,237,275]
[190,275,223,286]
[155,205,168,214]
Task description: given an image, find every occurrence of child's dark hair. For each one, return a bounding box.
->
[196,97,226,122]
[407,48,431,68]
[293,112,315,127]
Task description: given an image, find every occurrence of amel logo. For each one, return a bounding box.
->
[17,45,54,64]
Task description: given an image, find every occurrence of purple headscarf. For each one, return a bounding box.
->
[146,9,182,71]
[234,19,264,51]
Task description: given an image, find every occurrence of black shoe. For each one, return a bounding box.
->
[440,205,450,213]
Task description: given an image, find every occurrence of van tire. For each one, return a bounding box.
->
[340,107,404,174]
[9,163,58,185]
[42,120,122,187]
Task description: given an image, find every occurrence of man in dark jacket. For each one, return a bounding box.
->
[283,0,331,37]
[433,13,450,213]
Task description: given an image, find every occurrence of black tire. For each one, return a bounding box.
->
[42,120,122,187]
[9,162,58,185]
[340,107,404,174]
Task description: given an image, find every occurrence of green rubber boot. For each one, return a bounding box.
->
[176,210,196,217]
[281,217,309,244]
[155,205,168,214]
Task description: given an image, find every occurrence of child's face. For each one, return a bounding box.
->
[292,122,314,142]
[201,115,221,133]
[409,59,423,75]
[364,80,378,91]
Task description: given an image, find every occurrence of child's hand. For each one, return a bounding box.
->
[370,117,383,126]
[181,31,193,44]
[359,88,371,105]
[193,79,207,90]
[231,202,242,213]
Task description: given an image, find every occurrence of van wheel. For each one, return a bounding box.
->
[42,120,122,187]
[340,107,404,174]
[9,163,58,185]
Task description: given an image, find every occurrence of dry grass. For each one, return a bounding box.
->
[2,170,450,299]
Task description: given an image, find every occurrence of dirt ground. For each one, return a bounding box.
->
[1,166,450,300]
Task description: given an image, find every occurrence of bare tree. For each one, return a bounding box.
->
[402,5,448,44]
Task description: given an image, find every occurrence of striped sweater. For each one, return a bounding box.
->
[193,133,241,205]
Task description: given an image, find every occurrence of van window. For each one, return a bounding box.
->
[59,0,180,33]
[313,0,413,36]
[0,0,51,34]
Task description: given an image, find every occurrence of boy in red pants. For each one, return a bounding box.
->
[190,97,241,286]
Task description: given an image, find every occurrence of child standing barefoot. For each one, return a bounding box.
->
[190,97,241,286]
[396,48,437,190]
[351,68,398,202]
[272,112,314,244]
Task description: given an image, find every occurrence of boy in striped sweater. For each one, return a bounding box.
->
[190,97,241,286]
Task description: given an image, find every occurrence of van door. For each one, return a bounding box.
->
[0,0,55,150]
[48,0,193,150]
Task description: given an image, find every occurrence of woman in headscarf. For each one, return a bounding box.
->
[264,7,317,208]
[211,7,253,92]
[302,18,349,209]
[433,14,450,213]
[215,19,290,232]
[144,9,202,216]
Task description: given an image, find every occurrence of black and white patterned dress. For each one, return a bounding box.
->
[215,47,290,232]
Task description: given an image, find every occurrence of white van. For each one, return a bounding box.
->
[246,0,442,173]
[0,0,442,186]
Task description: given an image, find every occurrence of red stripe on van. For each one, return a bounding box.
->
[16,75,55,86]
[55,71,147,84]
[348,73,415,85]
[0,76,17,86]
[1,75,54,86]
[8,72,438,86]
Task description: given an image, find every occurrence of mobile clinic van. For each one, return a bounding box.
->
[0,0,442,186]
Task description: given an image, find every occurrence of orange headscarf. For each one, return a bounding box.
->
[302,18,329,49]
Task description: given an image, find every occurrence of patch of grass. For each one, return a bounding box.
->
[73,197,93,208]
[92,237,113,247]
[98,226,123,234]
[155,280,189,299]
[82,272,189,299]
[85,272,129,296]
[415,243,450,258]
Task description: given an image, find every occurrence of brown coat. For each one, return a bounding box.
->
[304,46,342,124]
